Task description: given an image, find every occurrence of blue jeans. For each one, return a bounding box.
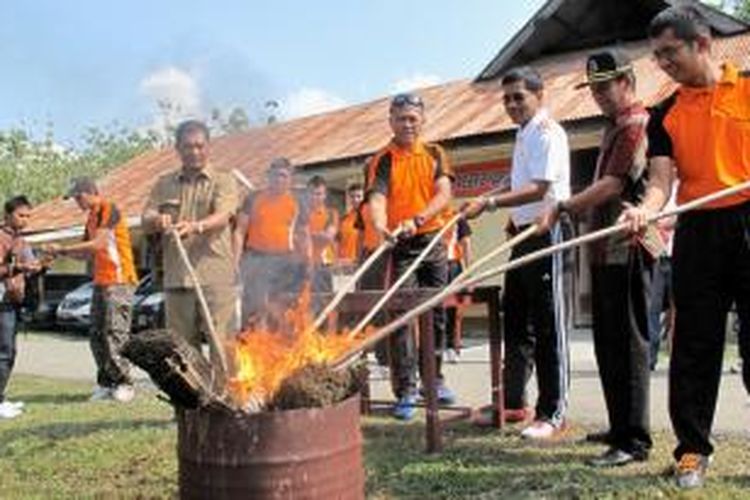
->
[0,304,18,402]
[648,257,672,369]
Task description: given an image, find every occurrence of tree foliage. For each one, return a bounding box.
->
[0,124,158,207]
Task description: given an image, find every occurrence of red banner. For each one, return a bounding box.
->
[453,160,511,197]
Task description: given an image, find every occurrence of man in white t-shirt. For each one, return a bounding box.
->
[465,65,571,440]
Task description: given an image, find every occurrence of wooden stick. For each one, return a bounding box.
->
[452,224,537,286]
[308,237,395,333]
[171,230,230,377]
[231,168,255,191]
[332,179,750,369]
[347,212,463,338]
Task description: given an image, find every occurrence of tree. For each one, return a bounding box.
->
[0,124,157,206]
[737,0,750,20]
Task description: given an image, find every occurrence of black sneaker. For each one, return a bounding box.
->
[584,430,613,445]
[586,447,638,468]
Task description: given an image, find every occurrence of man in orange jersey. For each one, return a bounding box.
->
[143,120,239,356]
[234,158,307,328]
[46,178,138,403]
[337,183,364,265]
[369,92,455,420]
[620,6,750,488]
[305,175,339,300]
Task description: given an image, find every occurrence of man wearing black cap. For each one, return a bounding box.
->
[45,177,139,403]
[538,48,653,466]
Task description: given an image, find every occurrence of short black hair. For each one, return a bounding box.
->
[307,175,327,189]
[648,5,711,42]
[174,120,210,145]
[347,183,363,193]
[501,66,544,92]
[4,195,31,215]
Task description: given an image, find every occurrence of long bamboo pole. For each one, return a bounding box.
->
[347,212,463,338]
[171,230,230,377]
[308,236,396,333]
[332,180,750,369]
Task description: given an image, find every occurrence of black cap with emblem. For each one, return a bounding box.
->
[575,49,633,89]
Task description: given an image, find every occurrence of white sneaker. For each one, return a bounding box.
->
[90,385,113,401]
[520,420,561,440]
[0,401,22,419]
[369,365,390,380]
[444,349,460,364]
[4,400,24,410]
[112,384,135,403]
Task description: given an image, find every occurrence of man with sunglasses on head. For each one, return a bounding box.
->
[538,49,652,466]
[464,66,571,440]
[620,5,750,489]
[369,92,455,420]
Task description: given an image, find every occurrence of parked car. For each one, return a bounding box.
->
[132,274,165,332]
[54,273,164,333]
[25,273,90,329]
[55,281,94,332]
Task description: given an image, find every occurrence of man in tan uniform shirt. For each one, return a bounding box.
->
[142,120,239,349]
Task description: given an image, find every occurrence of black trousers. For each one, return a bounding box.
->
[390,233,448,398]
[503,227,569,425]
[446,260,463,350]
[0,304,18,402]
[591,255,652,458]
[670,200,750,460]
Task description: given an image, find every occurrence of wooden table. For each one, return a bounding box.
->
[324,285,504,453]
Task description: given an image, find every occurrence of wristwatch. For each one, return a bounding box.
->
[413,215,426,228]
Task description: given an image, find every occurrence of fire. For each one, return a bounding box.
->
[228,285,362,408]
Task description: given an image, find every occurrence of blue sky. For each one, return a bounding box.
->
[1,1,545,146]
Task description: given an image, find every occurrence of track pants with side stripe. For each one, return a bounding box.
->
[503,225,569,426]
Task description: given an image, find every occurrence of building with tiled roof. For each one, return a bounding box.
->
[27,0,750,323]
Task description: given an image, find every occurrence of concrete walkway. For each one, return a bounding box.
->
[13,331,750,433]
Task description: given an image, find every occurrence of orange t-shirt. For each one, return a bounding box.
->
[370,140,454,233]
[338,209,360,262]
[243,190,299,254]
[85,200,138,286]
[647,63,750,209]
[308,205,338,265]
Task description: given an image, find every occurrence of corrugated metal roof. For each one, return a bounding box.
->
[28,34,750,233]
[477,0,750,81]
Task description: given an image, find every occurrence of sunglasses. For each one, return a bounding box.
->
[390,93,424,109]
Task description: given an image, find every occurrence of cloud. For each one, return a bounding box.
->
[139,67,201,133]
[280,87,346,120]
[390,73,442,94]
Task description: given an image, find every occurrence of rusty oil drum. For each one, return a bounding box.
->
[177,394,364,499]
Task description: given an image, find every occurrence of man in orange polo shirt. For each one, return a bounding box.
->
[369,92,454,420]
[234,158,307,328]
[305,175,338,300]
[47,178,138,403]
[621,5,750,488]
[337,183,364,265]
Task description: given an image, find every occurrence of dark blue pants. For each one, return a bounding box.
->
[0,304,18,403]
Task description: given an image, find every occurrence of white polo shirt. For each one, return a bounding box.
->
[509,109,571,226]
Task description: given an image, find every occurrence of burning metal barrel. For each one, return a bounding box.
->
[177,394,364,500]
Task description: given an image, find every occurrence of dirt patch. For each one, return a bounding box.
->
[270,363,367,410]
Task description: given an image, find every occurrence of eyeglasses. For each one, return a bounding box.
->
[502,92,527,105]
[390,93,424,109]
[652,42,689,62]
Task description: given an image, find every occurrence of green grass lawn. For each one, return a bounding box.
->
[1,375,750,499]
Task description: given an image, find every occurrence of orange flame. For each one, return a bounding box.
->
[227,285,362,407]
